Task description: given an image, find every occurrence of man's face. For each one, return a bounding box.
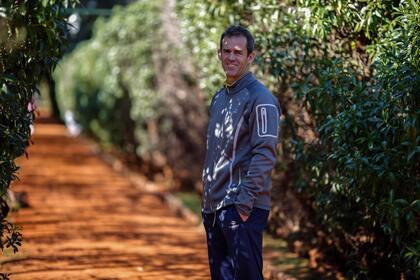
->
[218,35,256,84]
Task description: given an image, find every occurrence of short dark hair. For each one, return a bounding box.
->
[220,25,255,55]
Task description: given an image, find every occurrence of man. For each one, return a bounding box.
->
[201,25,281,280]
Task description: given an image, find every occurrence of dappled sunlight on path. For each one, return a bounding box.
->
[0,116,209,279]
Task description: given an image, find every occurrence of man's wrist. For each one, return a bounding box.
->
[235,204,250,221]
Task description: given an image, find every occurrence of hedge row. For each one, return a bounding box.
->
[176,0,419,279]
[55,2,161,157]
[54,0,207,186]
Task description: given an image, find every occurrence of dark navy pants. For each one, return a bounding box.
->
[202,205,269,280]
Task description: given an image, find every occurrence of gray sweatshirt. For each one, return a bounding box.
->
[202,72,281,216]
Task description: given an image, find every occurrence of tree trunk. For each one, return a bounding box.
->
[45,72,61,121]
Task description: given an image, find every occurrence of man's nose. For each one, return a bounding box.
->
[227,52,235,60]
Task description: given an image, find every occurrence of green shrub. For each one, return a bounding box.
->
[55,2,162,156]
[55,0,208,187]
[290,2,419,278]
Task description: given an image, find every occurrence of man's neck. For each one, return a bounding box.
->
[225,72,250,87]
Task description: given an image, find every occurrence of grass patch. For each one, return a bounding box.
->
[263,234,322,279]
[173,191,202,218]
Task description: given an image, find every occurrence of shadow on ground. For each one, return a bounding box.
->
[1,116,209,280]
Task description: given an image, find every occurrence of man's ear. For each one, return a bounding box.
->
[247,50,256,63]
[217,49,222,60]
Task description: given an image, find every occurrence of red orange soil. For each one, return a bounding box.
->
[0,117,210,279]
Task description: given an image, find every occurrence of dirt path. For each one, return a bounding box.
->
[0,117,210,280]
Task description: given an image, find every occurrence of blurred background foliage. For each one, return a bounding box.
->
[0,0,75,273]
[49,0,420,279]
[55,0,207,187]
[55,1,161,157]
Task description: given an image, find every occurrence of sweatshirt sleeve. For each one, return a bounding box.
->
[234,91,281,216]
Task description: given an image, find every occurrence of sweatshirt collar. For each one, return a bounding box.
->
[224,72,256,95]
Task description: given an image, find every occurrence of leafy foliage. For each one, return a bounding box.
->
[176,0,419,278]
[0,0,73,259]
[55,1,162,156]
[55,0,208,187]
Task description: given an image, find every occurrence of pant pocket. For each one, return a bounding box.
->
[229,205,244,224]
